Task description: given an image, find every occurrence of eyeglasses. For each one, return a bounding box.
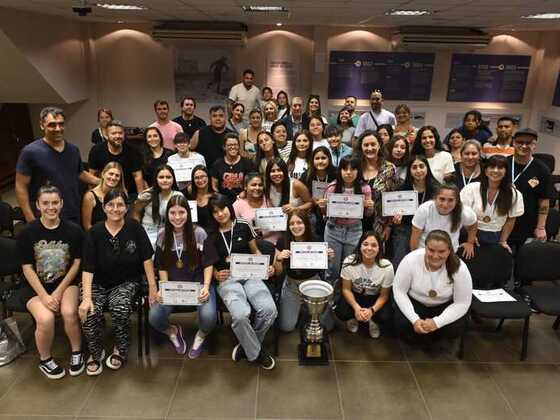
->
[514,140,535,146]
[109,237,120,255]
[194,174,208,180]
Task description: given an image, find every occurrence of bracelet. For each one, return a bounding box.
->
[536,227,546,230]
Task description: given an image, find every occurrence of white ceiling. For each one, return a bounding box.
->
[0,0,560,30]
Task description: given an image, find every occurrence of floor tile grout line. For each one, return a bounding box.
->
[402,339,433,420]
[484,364,521,420]
[163,355,186,420]
[254,364,260,420]
[329,336,346,420]
[75,373,101,418]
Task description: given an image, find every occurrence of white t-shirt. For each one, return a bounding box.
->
[139,190,184,249]
[167,152,206,190]
[426,151,455,184]
[229,83,261,119]
[393,248,472,328]
[354,109,397,138]
[312,138,330,151]
[291,157,308,180]
[460,182,524,232]
[340,256,394,296]
[412,200,477,250]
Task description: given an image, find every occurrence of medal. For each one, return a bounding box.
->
[225,256,231,263]
[173,232,184,270]
[221,222,235,265]
[482,216,491,223]
[429,289,437,298]
[176,260,184,269]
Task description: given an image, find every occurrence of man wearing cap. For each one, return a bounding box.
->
[354,89,396,138]
[506,127,553,249]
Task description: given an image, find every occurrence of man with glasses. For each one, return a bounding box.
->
[354,89,396,138]
[16,107,100,224]
[507,128,553,250]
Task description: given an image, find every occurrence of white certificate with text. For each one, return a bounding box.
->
[170,161,196,183]
[188,200,198,223]
[160,281,201,306]
[290,242,328,270]
[327,193,364,219]
[382,191,419,216]
[230,253,270,280]
[255,207,287,231]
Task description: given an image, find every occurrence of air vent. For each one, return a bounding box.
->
[394,26,490,49]
[152,21,247,43]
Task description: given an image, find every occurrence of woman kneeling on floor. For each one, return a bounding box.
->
[16,184,84,379]
[79,189,158,375]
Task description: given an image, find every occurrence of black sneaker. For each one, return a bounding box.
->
[256,349,275,370]
[69,351,85,376]
[39,358,66,380]
[231,344,247,362]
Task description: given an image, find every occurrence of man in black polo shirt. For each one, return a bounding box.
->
[87,120,145,200]
[190,105,232,169]
[173,96,206,139]
[507,128,553,249]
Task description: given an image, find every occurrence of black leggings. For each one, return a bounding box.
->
[335,293,393,328]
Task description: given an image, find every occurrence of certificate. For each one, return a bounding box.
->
[160,281,201,306]
[382,191,418,216]
[169,161,195,183]
[312,180,329,199]
[255,207,287,231]
[290,242,328,270]
[188,200,198,223]
[230,253,270,280]
[473,288,517,303]
[327,193,364,219]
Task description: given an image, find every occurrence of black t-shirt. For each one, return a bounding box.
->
[144,148,174,186]
[194,126,232,169]
[507,156,553,242]
[16,219,83,287]
[82,219,154,289]
[211,157,256,202]
[276,235,322,280]
[173,115,207,139]
[88,142,143,194]
[453,162,482,191]
[203,219,256,271]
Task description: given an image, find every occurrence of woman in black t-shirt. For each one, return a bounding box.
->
[143,126,174,187]
[79,189,157,376]
[204,194,277,369]
[16,184,84,379]
[185,164,217,233]
[273,210,334,333]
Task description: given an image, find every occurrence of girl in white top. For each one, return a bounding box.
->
[308,116,330,151]
[411,183,478,258]
[460,155,524,250]
[287,131,313,180]
[412,126,455,184]
[393,230,472,345]
[335,231,394,339]
[132,164,183,249]
[264,158,312,215]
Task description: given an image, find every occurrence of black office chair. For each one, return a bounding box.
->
[0,238,24,318]
[546,208,560,241]
[516,241,560,330]
[534,153,555,174]
[459,244,531,360]
[550,174,560,209]
[0,202,15,238]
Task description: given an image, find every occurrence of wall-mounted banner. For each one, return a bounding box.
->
[447,54,531,103]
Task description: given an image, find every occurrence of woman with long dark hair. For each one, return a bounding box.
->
[287,130,313,179]
[412,126,455,184]
[255,131,280,174]
[393,230,472,347]
[264,158,312,214]
[185,164,216,233]
[239,109,263,159]
[271,120,292,162]
[305,94,328,124]
[385,134,411,181]
[452,140,483,190]
[335,106,355,148]
[143,126,174,187]
[446,128,466,164]
[276,90,290,120]
[226,102,247,134]
[460,155,524,249]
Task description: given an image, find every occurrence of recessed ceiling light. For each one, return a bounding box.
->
[242,6,287,12]
[386,10,431,16]
[522,13,560,19]
[97,3,146,10]
[276,22,283,27]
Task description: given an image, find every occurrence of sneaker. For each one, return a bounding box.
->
[188,331,206,359]
[169,325,187,355]
[256,349,275,370]
[39,358,66,380]
[346,318,359,333]
[368,319,380,339]
[69,351,85,376]
[231,343,246,362]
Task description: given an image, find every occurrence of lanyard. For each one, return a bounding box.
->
[220,221,236,256]
[461,167,476,187]
[172,232,183,261]
[512,157,533,185]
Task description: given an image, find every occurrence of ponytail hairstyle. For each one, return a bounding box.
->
[334,156,364,195]
[161,195,199,271]
[426,230,461,282]
[434,183,462,232]
[480,155,516,216]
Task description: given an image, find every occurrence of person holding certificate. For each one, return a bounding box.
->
[335,231,393,339]
[460,155,524,249]
[205,193,277,370]
[390,156,440,269]
[149,195,218,358]
[273,211,335,332]
[320,156,374,283]
[393,230,472,347]
[264,157,313,214]
[167,132,206,191]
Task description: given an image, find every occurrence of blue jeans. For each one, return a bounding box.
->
[217,278,277,361]
[324,221,363,283]
[149,284,217,334]
[477,230,501,245]
[391,224,412,270]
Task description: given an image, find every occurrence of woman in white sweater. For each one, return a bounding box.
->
[393,230,472,346]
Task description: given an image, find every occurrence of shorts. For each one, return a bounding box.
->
[14,283,59,307]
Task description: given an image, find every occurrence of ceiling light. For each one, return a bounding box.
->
[386,10,431,16]
[97,3,146,10]
[242,6,287,12]
[522,13,560,19]
[276,22,283,27]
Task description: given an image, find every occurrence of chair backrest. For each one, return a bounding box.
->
[0,237,20,277]
[458,244,513,289]
[515,241,560,285]
[256,238,275,259]
[534,153,555,173]
[546,208,560,239]
[0,202,14,236]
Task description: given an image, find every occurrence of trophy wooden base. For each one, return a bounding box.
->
[298,341,329,366]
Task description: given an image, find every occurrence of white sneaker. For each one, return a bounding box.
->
[368,319,380,339]
[346,319,359,333]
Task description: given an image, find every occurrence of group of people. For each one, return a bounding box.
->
[12,69,554,379]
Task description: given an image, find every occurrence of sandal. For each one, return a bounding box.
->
[105,350,125,370]
[86,350,105,376]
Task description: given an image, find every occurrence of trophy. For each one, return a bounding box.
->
[298,280,333,366]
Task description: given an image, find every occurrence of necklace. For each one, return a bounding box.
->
[173,232,184,269]
[220,221,235,263]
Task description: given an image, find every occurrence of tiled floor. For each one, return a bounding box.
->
[0,313,560,420]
